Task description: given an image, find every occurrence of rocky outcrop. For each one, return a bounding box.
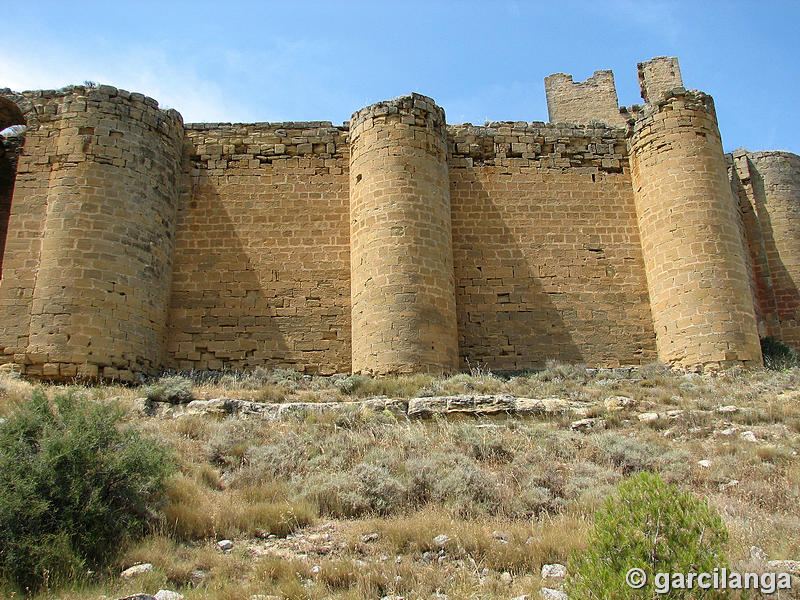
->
[135,394,591,421]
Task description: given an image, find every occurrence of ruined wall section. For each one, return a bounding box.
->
[733,151,800,347]
[167,121,351,374]
[448,121,657,370]
[628,91,761,369]
[0,92,49,371]
[0,86,186,380]
[728,151,780,339]
[637,56,683,103]
[544,71,627,128]
[0,133,24,277]
[349,94,458,374]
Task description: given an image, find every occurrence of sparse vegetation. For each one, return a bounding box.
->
[0,362,798,599]
[143,374,195,404]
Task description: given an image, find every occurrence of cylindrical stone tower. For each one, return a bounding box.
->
[23,85,185,381]
[746,151,800,348]
[628,90,762,369]
[348,93,458,374]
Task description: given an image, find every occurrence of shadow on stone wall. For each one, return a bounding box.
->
[749,167,800,347]
[451,173,583,372]
[164,184,292,372]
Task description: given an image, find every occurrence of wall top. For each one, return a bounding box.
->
[349,93,445,133]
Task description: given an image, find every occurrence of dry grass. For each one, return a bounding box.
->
[4,363,800,599]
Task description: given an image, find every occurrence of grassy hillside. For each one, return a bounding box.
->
[0,362,798,599]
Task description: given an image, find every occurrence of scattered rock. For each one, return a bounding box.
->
[604,395,634,411]
[750,546,769,561]
[311,565,321,574]
[511,596,531,600]
[719,479,739,491]
[491,530,508,541]
[249,595,280,600]
[120,563,154,579]
[716,405,739,414]
[540,589,568,600]
[571,417,606,431]
[433,534,452,548]
[767,559,800,576]
[697,459,711,468]
[154,591,184,600]
[741,431,758,443]
[499,571,513,585]
[362,532,380,543]
[218,539,234,551]
[541,563,567,579]
[718,427,737,436]
[379,596,405,600]
[665,409,684,420]
[114,595,156,600]
[638,412,659,422]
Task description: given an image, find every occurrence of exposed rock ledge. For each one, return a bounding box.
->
[134,395,592,421]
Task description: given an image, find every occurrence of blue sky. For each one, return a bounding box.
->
[3,1,798,153]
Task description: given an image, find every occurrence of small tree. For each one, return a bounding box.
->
[0,391,174,591]
[567,471,729,599]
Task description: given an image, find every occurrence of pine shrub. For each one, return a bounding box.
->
[567,471,729,599]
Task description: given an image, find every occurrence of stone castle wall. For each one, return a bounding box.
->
[448,121,657,370]
[166,121,351,374]
[1,56,798,379]
[0,86,184,381]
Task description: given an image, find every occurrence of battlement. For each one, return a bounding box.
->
[447,120,626,172]
[637,56,683,103]
[544,70,626,128]
[2,56,798,378]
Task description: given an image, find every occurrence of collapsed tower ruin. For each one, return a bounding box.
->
[0,56,797,380]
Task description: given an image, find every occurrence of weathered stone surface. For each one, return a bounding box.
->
[154,591,184,600]
[120,563,154,579]
[539,588,568,600]
[571,417,606,431]
[541,563,567,579]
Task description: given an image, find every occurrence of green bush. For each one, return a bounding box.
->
[761,336,799,370]
[0,391,174,591]
[566,471,729,600]
[143,374,194,404]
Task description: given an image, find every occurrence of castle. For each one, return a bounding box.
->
[0,56,797,381]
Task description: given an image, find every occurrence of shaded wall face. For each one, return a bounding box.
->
[166,124,351,374]
[448,123,657,371]
[745,152,800,347]
[0,135,23,278]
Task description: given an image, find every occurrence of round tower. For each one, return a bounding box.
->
[746,151,800,348]
[628,90,762,369]
[348,93,458,374]
[24,85,185,381]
